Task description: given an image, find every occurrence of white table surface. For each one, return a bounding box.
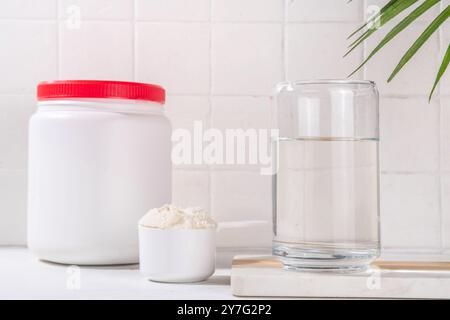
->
[2,246,449,299]
[0,246,244,300]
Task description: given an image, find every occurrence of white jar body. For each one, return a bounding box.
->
[28,100,171,265]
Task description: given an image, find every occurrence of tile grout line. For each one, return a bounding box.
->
[132,0,136,81]
[173,168,441,174]
[2,90,447,97]
[56,0,61,80]
[0,18,376,24]
[282,0,288,82]
[440,7,445,251]
[208,0,214,214]
[380,171,441,175]
[439,97,444,253]
[438,2,444,252]
[362,0,368,80]
[438,4,444,99]
[1,92,446,98]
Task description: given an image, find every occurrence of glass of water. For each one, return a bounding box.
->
[272,80,380,272]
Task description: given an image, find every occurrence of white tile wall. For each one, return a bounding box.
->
[441,97,450,171]
[136,22,210,94]
[286,22,364,80]
[287,0,362,22]
[59,0,134,20]
[440,22,450,96]
[441,173,450,249]
[380,97,439,172]
[211,96,272,130]
[172,170,210,211]
[0,95,36,170]
[381,174,441,250]
[0,0,57,19]
[59,21,134,80]
[0,21,57,94]
[136,0,210,21]
[0,95,34,245]
[212,23,283,95]
[0,0,448,251]
[211,171,272,247]
[165,96,211,129]
[365,23,440,96]
[211,171,272,222]
[365,0,441,23]
[0,170,27,245]
[211,96,272,171]
[165,95,210,170]
[213,0,284,22]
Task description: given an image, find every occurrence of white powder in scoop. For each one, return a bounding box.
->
[139,204,217,229]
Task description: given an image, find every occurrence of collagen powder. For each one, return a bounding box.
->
[139,204,217,230]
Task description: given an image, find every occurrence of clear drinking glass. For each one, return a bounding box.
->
[272,80,380,272]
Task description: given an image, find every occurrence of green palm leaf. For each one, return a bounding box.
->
[429,44,450,100]
[345,0,419,58]
[347,0,402,40]
[388,5,450,82]
[348,0,441,77]
[346,0,449,101]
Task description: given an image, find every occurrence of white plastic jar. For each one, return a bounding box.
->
[28,80,171,265]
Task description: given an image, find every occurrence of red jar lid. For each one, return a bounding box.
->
[37,80,165,104]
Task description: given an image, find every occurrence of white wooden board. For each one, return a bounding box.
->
[231,255,450,299]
